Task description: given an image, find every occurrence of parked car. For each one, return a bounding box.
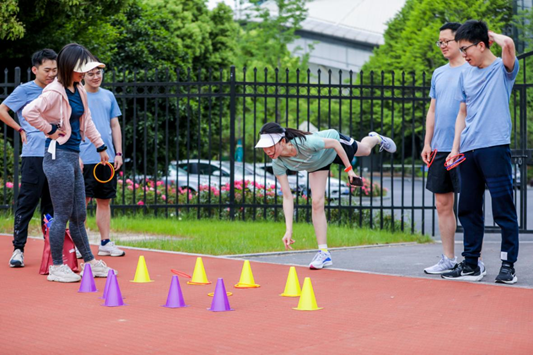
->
[255,162,350,197]
[135,165,212,193]
[175,160,282,194]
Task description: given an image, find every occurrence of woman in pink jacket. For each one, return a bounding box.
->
[23,43,117,283]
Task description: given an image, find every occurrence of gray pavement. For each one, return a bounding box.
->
[236,232,533,289]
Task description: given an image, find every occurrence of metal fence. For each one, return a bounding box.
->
[1,51,532,235]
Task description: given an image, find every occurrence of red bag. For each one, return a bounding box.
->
[39,227,79,275]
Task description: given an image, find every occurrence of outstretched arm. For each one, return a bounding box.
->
[277,174,295,250]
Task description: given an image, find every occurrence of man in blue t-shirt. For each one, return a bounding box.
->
[79,66,125,257]
[0,49,57,268]
[421,22,477,275]
[442,21,520,284]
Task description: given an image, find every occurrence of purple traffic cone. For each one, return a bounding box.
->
[101,273,126,307]
[208,278,234,312]
[162,275,188,308]
[99,270,115,299]
[78,264,98,293]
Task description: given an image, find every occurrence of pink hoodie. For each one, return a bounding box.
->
[23,78,104,149]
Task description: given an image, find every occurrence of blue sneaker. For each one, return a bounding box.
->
[309,251,333,269]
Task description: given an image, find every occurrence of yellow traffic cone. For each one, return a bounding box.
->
[130,255,154,283]
[293,277,323,311]
[234,260,260,288]
[187,257,211,285]
[280,266,301,297]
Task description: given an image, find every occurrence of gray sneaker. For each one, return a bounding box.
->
[424,254,457,274]
[309,251,333,269]
[369,132,397,153]
[98,241,125,257]
[9,249,24,268]
[479,260,487,276]
[82,260,118,277]
[47,264,81,283]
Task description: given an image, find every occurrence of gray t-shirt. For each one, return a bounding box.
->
[272,129,340,176]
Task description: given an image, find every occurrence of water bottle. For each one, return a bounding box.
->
[45,214,54,228]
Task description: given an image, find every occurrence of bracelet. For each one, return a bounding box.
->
[115,152,122,156]
[344,165,353,172]
[18,127,25,133]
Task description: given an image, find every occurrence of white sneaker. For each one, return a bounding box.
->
[309,251,333,269]
[47,264,81,283]
[9,249,24,268]
[369,132,397,153]
[82,260,118,277]
[98,241,125,257]
[479,260,487,276]
[75,247,82,259]
[424,254,457,274]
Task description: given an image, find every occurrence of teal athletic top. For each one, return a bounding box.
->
[272,129,340,176]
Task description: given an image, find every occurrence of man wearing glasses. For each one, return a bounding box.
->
[78,65,125,257]
[421,23,485,276]
[442,20,519,284]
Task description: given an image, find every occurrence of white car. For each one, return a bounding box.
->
[175,160,282,194]
[255,162,350,197]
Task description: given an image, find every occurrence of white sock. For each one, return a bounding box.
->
[318,244,328,252]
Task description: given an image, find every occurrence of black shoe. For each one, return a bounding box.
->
[495,262,518,284]
[441,260,484,281]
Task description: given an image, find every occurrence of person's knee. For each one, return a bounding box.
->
[311,197,325,213]
[436,194,454,215]
[356,144,371,157]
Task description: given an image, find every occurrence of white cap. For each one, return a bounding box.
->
[255,133,285,148]
[73,60,105,73]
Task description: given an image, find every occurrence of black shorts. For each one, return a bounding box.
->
[426,152,461,194]
[83,163,117,199]
[312,134,358,172]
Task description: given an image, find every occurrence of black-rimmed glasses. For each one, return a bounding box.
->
[459,42,479,54]
[435,39,455,47]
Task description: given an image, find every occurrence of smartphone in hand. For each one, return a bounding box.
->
[349,176,363,187]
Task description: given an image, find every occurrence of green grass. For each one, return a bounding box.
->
[0,214,431,255]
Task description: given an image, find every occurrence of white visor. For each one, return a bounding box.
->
[73,60,106,73]
[255,133,285,148]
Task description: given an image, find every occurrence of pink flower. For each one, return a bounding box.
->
[161,194,166,201]
[137,200,144,206]
[117,179,123,184]
[127,185,133,191]
[126,179,133,185]
[156,181,164,186]
[6,182,13,188]
[135,183,140,189]
[119,171,124,177]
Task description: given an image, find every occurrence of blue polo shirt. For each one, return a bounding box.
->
[2,81,46,157]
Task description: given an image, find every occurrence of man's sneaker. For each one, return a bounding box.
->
[76,247,82,259]
[495,262,517,284]
[424,254,457,274]
[81,260,118,277]
[479,260,487,276]
[441,260,484,281]
[309,251,333,270]
[98,241,125,257]
[369,132,397,153]
[9,249,24,268]
[47,264,81,283]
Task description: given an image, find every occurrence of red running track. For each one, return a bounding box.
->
[1,235,532,354]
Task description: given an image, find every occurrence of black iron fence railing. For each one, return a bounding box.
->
[1,51,532,235]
